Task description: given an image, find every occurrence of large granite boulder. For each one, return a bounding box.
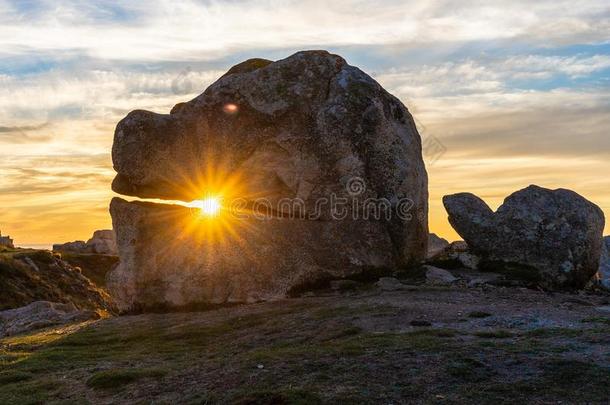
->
[108,50,428,311]
[443,185,605,289]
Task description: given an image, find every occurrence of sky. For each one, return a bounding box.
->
[1,0,609,246]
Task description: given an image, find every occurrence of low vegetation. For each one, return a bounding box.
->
[0,249,114,311]
[57,252,119,288]
[0,287,608,404]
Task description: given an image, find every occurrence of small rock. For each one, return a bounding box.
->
[257,364,264,369]
[23,257,40,272]
[376,277,405,291]
[424,266,457,284]
[468,278,486,287]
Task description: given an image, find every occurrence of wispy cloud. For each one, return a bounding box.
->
[1,0,608,63]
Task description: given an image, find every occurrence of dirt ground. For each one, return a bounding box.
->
[1,282,609,404]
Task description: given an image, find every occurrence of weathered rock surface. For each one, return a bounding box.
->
[427,233,449,258]
[598,236,610,289]
[0,301,98,337]
[109,198,397,310]
[86,230,117,255]
[443,185,605,289]
[109,50,429,310]
[53,229,117,255]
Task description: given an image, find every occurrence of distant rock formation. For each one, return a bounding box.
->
[53,229,117,255]
[0,230,14,249]
[108,50,429,311]
[443,185,605,289]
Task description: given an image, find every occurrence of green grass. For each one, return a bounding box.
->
[454,359,610,404]
[525,327,584,338]
[86,368,167,389]
[446,357,495,382]
[581,316,610,325]
[0,371,33,385]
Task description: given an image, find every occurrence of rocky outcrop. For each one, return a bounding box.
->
[108,50,429,311]
[86,230,117,255]
[53,229,117,255]
[0,301,99,337]
[53,240,88,252]
[427,233,449,258]
[443,185,605,289]
[0,250,115,312]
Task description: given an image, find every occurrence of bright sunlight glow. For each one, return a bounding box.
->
[192,196,222,217]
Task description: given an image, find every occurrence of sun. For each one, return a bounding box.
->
[192,196,222,217]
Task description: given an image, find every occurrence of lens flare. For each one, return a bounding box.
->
[223,103,239,114]
[191,196,222,217]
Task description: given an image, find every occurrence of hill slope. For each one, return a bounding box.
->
[0,248,114,312]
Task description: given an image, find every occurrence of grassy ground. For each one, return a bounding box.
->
[1,287,609,404]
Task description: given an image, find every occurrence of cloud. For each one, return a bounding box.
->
[0,122,52,143]
[1,0,608,63]
[376,54,610,98]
